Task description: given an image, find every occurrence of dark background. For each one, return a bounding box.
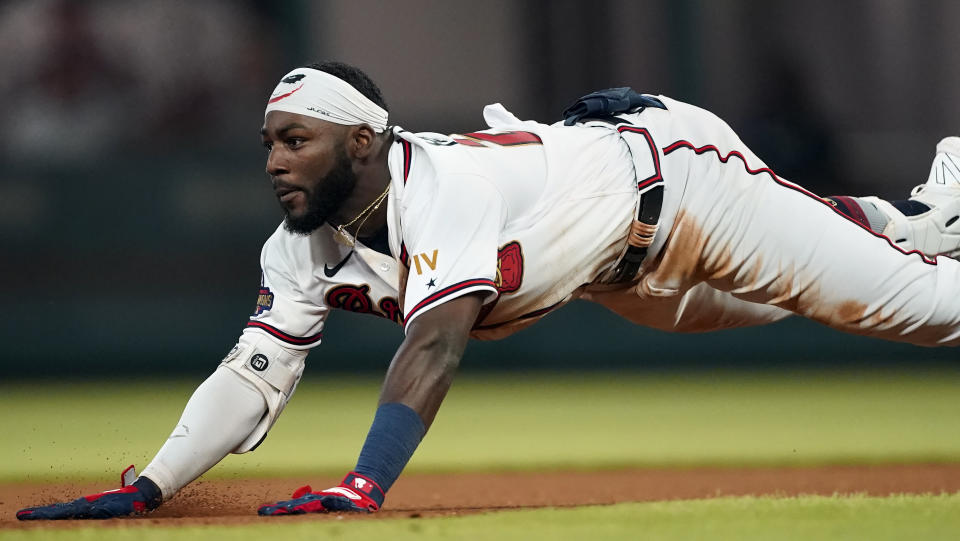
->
[2,0,958,378]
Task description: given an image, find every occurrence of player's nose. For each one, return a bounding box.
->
[265,149,290,177]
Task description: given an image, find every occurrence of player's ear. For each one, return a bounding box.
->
[349,125,377,160]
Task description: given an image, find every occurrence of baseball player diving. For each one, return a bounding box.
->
[18,61,960,519]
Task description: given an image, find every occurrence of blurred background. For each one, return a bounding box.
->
[2,0,958,379]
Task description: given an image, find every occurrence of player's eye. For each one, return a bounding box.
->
[262,140,273,152]
[286,137,305,148]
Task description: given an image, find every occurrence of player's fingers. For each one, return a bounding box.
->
[257,494,362,515]
[257,493,326,515]
[16,499,88,520]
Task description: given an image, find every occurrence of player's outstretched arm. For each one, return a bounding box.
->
[18,356,277,520]
[377,291,484,427]
[258,292,484,516]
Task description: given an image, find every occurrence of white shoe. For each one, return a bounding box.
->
[871,137,960,259]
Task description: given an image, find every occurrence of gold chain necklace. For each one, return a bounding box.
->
[333,183,390,247]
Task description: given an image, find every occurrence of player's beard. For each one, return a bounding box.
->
[282,147,357,236]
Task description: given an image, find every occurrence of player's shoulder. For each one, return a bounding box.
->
[261,221,303,259]
[393,104,550,167]
[390,134,499,201]
[389,129,444,199]
[392,128,461,177]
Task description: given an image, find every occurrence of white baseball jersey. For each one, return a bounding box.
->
[245,104,647,347]
[245,98,960,351]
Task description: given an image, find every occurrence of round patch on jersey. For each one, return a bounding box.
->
[250,354,269,372]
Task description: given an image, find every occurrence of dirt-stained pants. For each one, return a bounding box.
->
[584,97,960,347]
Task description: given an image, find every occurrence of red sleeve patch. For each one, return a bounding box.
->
[495,241,524,293]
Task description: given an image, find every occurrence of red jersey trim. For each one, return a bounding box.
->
[245,320,323,345]
[403,278,497,330]
[401,140,413,184]
[618,126,663,190]
[460,131,543,146]
[662,140,938,266]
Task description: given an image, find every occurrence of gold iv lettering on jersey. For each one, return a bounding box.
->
[412,250,439,275]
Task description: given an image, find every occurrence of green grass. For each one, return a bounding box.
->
[2,370,960,482]
[4,495,960,541]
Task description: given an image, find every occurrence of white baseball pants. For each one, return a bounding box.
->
[585,97,960,347]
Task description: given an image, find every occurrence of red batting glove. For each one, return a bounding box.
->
[17,466,161,520]
[257,472,385,515]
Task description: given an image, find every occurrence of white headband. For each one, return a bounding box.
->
[264,68,388,133]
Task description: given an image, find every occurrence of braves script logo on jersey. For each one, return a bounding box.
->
[378,297,402,324]
[495,241,524,293]
[326,284,402,324]
[254,287,275,315]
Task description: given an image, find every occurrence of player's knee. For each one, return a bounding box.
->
[220,332,307,453]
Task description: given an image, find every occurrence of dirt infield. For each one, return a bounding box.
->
[3,464,960,529]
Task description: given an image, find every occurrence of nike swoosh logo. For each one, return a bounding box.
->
[324,251,353,278]
[268,83,304,103]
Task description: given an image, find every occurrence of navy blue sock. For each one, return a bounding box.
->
[354,403,426,495]
[891,199,931,216]
[133,477,162,510]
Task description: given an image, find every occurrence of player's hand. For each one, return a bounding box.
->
[258,472,384,515]
[16,467,161,520]
[17,486,152,520]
